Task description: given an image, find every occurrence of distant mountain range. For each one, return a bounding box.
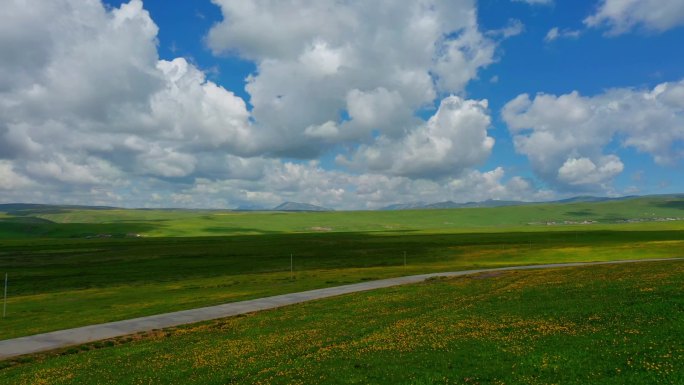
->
[380,202,429,210]
[551,196,635,204]
[379,196,640,210]
[380,199,525,210]
[272,202,333,212]
[4,195,680,213]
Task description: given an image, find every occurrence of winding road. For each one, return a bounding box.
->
[1,257,681,359]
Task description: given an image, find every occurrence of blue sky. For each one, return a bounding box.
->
[1,0,683,209]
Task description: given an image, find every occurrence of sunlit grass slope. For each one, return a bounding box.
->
[1,195,683,238]
[0,228,683,339]
[0,195,683,339]
[2,261,682,384]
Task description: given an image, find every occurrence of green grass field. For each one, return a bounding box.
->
[0,227,682,339]
[2,195,684,238]
[0,196,683,341]
[2,261,682,384]
[0,197,683,383]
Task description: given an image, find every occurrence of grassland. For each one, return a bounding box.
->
[0,196,683,340]
[2,195,684,238]
[1,260,682,384]
[0,227,682,339]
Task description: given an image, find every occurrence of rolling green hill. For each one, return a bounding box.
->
[1,194,683,238]
[0,195,682,340]
[0,195,683,384]
[2,261,682,384]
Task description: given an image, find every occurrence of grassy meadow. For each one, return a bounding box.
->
[1,260,682,384]
[0,196,683,340]
[1,195,684,238]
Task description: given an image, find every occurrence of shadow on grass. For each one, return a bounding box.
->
[565,210,594,217]
[655,200,684,210]
[0,204,115,216]
[202,226,283,235]
[2,228,683,296]
[0,218,159,239]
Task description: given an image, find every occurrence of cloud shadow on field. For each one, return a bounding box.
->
[0,217,159,239]
[202,226,283,235]
[0,204,114,216]
[655,200,684,210]
[565,210,594,217]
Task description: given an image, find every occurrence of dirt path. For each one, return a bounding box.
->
[1,258,681,359]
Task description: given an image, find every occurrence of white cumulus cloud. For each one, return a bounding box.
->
[207,0,497,155]
[503,80,684,190]
[0,161,34,190]
[585,0,684,35]
[544,27,582,42]
[0,0,252,189]
[180,163,548,210]
[557,156,624,186]
[0,0,545,209]
[343,96,494,179]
